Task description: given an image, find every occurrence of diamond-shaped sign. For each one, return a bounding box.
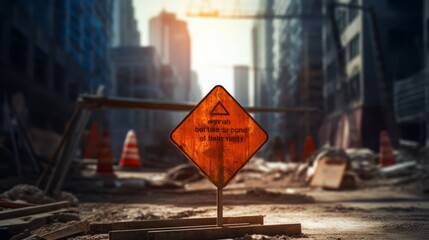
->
[170,85,268,188]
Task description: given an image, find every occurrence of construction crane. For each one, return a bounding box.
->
[186,0,399,148]
[186,0,324,19]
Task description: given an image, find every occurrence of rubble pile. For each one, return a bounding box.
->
[242,158,298,175]
[235,144,429,193]
[245,188,315,203]
[379,161,418,178]
[380,141,429,191]
[346,148,378,180]
[165,164,204,183]
[0,184,79,206]
[0,184,54,204]
[418,146,429,165]
[307,148,350,176]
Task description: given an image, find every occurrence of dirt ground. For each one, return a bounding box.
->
[43,165,429,240]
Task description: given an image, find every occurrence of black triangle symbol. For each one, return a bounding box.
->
[210,101,229,116]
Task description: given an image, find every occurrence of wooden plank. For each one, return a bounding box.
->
[37,109,81,189]
[0,199,35,209]
[109,223,252,240]
[90,215,263,234]
[0,201,69,220]
[40,221,88,240]
[310,157,347,189]
[0,209,71,229]
[45,109,91,196]
[147,223,302,240]
[0,209,70,239]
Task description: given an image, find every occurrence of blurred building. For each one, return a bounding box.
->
[0,0,112,133]
[252,0,275,136]
[393,1,428,146]
[425,2,429,146]
[273,0,324,153]
[110,47,167,159]
[189,71,202,102]
[149,11,191,102]
[111,0,140,47]
[394,71,427,145]
[159,64,176,101]
[424,1,429,70]
[233,66,250,106]
[110,2,176,160]
[320,0,423,151]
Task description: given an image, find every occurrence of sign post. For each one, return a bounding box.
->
[171,85,269,227]
[217,187,223,227]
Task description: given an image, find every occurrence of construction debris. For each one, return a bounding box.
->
[379,161,418,178]
[0,201,69,220]
[310,157,347,189]
[305,148,349,184]
[346,148,377,164]
[245,188,315,203]
[164,164,203,183]
[0,184,79,206]
[0,201,76,239]
[346,148,378,180]
[242,158,298,174]
[0,199,35,209]
[54,192,79,207]
[0,185,55,205]
[39,220,88,240]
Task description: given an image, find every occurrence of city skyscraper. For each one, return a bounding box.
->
[273,0,324,153]
[56,0,113,92]
[149,11,191,102]
[110,47,167,159]
[189,71,202,102]
[234,65,250,106]
[111,0,140,47]
[0,0,112,133]
[320,0,423,151]
[110,1,171,160]
[252,0,275,136]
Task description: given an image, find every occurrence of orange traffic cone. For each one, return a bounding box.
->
[379,131,395,166]
[288,141,297,163]
[302,136,316,163]
[119,129,142,168]
[96,131,114,174]
[83,122,100,159]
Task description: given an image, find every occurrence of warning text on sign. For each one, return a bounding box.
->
[195,120,250,143]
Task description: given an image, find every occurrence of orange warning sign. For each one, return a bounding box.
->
[171,85,268,188]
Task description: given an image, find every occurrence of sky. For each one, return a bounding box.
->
[133,0,260,97]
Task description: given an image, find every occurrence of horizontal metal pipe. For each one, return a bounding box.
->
[77,95,321,113]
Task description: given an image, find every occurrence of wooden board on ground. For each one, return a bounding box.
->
[147,223,301,240]
[0,209,71,239]
[310,157,347,189]
[109,223,253,240]
[0,201,69,220]
[40,221,88,240]
[0,199,35,209]
[90,215,264,234]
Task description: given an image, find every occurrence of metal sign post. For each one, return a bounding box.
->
[217,187,223,227]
